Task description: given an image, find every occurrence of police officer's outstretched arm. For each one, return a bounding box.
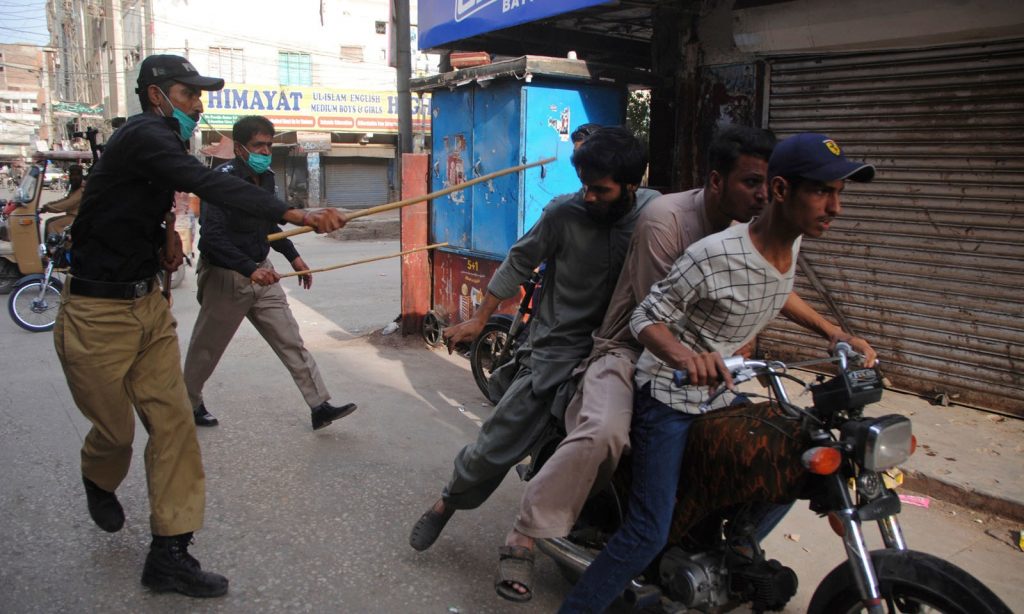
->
[131,124,345,233]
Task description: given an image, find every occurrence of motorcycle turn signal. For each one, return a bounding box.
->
[801,447,842,475]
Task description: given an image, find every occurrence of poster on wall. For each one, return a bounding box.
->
[203,84,431,134]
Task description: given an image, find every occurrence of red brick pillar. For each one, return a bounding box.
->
[400,153,431,335]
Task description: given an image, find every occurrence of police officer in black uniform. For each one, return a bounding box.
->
[53,54,345,598]
[183,115,358,430]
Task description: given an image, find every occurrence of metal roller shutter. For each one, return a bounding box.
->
[323,159,390,209]
[763,39,1024,415]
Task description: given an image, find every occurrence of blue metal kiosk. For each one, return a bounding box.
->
[410,56,632,325]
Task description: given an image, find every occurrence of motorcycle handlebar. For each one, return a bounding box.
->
[671,346,863,388]
[672,355,747,387]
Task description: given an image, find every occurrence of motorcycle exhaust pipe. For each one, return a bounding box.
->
[537,537,593,577]
[537,538,663,610]
[623,580,662,609]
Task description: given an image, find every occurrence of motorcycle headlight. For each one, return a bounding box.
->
[843,415,913,471]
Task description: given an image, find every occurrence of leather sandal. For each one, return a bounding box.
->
[495,545,535,603]
[409,500,455,551]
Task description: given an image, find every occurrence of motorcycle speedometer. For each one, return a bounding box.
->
[811,366,883,411]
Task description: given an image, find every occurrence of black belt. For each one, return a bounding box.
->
[69,276,157,300]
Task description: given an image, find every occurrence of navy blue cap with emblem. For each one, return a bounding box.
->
[768,132,875,183]
[135,54,225,93]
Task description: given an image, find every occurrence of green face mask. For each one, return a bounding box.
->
[244,147,272,174]
[158,89,199,142]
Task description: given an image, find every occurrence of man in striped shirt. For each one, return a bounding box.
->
[560,132,877,613]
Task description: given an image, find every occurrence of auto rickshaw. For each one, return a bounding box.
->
[0,150,92,330]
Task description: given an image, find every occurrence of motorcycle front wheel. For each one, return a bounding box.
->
[8,278,63,332]
[469,316,513,402]
[808,549,1010,614]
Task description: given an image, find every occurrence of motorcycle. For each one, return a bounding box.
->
[8,226,68,332]
[533,345,1011,613]
[0,151,91,296]
[468,264,544,403]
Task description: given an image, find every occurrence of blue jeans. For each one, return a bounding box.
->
[559,384,696,613]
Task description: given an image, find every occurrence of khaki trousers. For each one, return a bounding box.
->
[54,283,205,536]
[183,258,329,410]
[514,348,638,539]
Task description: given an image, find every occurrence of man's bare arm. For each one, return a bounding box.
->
[441,292,504,355]
[781,292,877,366]
[637,323,733,390]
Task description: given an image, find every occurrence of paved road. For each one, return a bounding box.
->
[0,229,1021,612]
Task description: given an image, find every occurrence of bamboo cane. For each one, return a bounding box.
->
[268,156,557,242]
[278,242,448,278]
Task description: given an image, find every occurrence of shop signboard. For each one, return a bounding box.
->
[52,101,104,116]
[418,0,605,48]
[202,84,431,134]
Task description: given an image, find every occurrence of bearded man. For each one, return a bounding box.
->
[408,127,660,565]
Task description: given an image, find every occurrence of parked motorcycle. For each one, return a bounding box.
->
[8,226,68,332]
[468,265,544,403]
[0,151,91,295]
[534,345,1011,613]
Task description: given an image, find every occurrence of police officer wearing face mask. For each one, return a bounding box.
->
[54,54,345,599]
[182,115,357,432]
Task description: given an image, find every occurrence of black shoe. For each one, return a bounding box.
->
[83,476,124,533]
[193,403,219,427]
[311,401,357,430]
[141,533,229,598]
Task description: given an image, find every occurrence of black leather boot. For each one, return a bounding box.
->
[193,403,219,427]
[311,401,357,430]
[83,476,124,533]
[141,533,229,598]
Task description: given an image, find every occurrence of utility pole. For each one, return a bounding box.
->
[393,0,412,193]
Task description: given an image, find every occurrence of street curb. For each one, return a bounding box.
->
[326,219,400,242]
[326,210,400,242]
[902,470,1024,523]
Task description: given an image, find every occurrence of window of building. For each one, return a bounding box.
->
[209,47,245,83]
[340,45,364,62]
[278,51,312,86]
[375,20,387,34]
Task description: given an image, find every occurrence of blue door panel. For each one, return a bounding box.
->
[430,88,474,249]
[471,80,522,255]
[520,83,623,233]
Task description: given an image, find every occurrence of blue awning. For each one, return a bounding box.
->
[418,0,607,49]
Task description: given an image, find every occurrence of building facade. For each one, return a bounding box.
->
[415,0,1024,415]
[46,0,437,206]
[0,44,48,164]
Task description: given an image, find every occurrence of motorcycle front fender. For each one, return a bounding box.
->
[14,273,62,290]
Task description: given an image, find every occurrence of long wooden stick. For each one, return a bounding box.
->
[268,156,557,242]
[278,242,448,278]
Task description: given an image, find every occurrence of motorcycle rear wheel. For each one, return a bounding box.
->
[469,316,513,402]
[807,549,1011,614]
[9,278,63,332]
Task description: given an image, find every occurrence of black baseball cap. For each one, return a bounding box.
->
[768,133,875,183]
[135,54,225,93]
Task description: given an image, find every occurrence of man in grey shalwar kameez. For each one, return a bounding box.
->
[408,128,660,566]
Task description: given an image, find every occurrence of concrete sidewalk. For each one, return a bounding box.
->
[873,387,1024,523]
